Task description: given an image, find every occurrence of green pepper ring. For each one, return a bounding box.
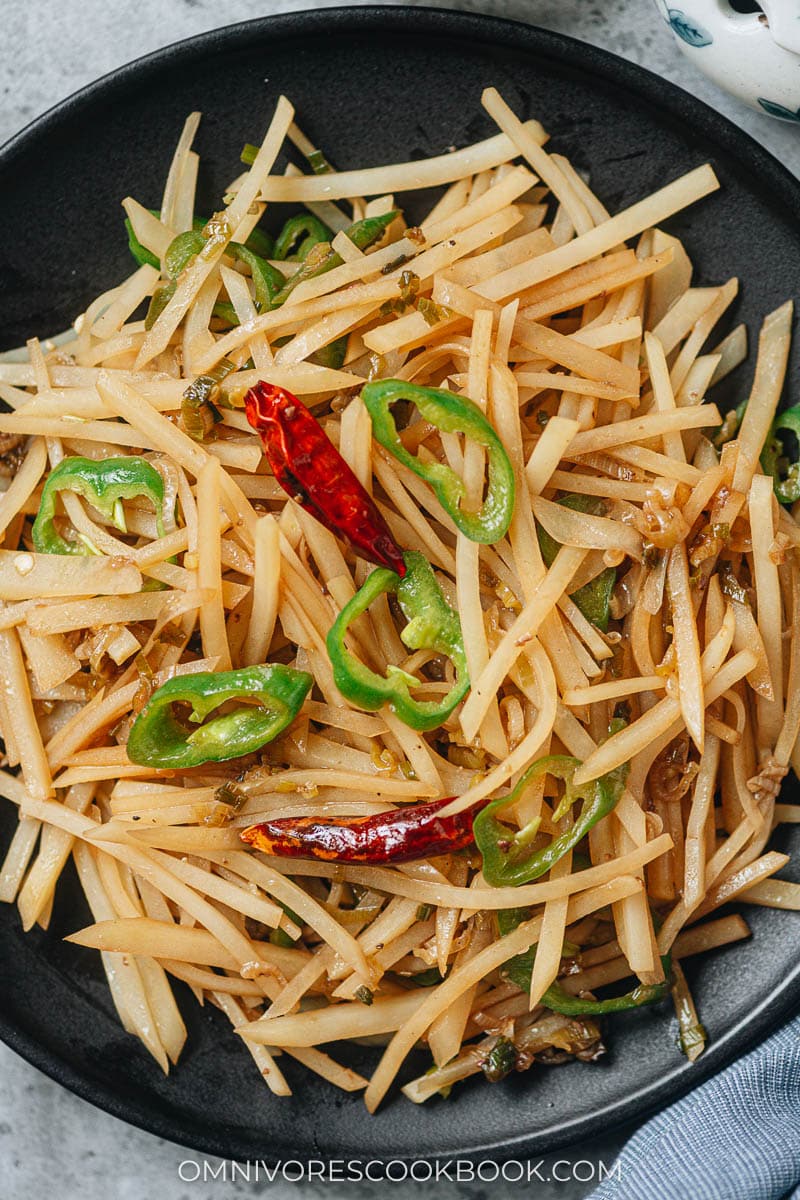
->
[474,754,623,888]
[761,404,800,505]
[326,550,469,733]
[361,379,516,545]
[32,455,167,556]
[270,210,398,308]
[151,230,285,330]
[126,664,312,769]
[273,213,332,262]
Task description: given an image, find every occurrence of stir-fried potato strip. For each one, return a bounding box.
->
[0,87,797,1108]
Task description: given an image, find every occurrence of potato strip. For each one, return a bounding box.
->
[363,877,641,1110]
[0,85,794,1115]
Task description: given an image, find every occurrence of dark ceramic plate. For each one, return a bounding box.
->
[0,4,799,1165]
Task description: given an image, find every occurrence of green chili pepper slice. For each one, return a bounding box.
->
[32,456,167,556]
[541,975,670,1015]
[127,209,273,273]
[537,493,616,631]
[147,228,284,330]
[410,967,446,988]
[326,550,469,732]
[145,287,178,330]
[270,211,397,308]
[361,380,516,544]
[268,928,297,949]
[241,226,275,260]
[126,664,312,769]
[218,241,286,324]
[125,213,161,269]
[273,214,333,261]
[126,210,208,271]
[497,906,672,1014]
[150,213,393,324]
[145,230,204,329]
[473,752,627,888]
[162,229,205,279]
[761,404,800,504]
[310,334,349,371]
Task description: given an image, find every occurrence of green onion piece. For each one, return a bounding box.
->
[180,392,221,442]
[481,1036,519,1082]
[306,148,333,176]
[417,297,452,326]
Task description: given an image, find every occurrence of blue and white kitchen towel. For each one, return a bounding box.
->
[589,1014,800,1200]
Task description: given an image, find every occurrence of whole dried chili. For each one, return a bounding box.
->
[241,741,534,864]
[240,793,478,863]
[244,381,406,576]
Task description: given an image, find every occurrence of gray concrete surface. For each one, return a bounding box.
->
[1,3,798,1199]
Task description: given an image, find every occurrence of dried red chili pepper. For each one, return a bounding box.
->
[240,794,478,864]
[244,381,406,576]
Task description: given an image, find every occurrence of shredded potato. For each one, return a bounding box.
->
[0,88,796,1111]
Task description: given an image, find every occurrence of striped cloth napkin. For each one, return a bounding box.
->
[589,1014,800,1200]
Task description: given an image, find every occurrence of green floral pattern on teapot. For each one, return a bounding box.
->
[653,0,800,121]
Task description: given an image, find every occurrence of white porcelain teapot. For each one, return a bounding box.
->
[653,0,800,121]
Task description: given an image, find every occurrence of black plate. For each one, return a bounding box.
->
[0,4,799,1164]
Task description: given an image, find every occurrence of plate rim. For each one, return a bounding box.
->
[2,2,800,1163]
